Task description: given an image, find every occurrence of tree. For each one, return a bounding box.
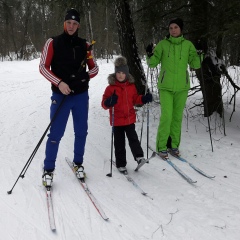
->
[189,1,223,117]
[113,0,146,94]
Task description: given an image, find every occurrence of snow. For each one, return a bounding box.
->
[0,58,240,240]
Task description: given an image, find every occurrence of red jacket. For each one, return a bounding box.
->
[102,73,143,126]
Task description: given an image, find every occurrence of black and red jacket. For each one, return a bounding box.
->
[39,31,98,94]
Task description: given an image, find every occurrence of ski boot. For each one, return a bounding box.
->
[42,170,54,188]
[73,163,86,181]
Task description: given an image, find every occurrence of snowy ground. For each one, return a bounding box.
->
[0,58,240,240]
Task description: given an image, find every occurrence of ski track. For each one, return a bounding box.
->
[0,190,52,239]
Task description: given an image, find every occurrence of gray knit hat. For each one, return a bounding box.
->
[114,56,129,77]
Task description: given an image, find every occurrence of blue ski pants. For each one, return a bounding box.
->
[44,91,89,171]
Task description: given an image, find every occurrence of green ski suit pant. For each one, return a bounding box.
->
[156,89,188,152]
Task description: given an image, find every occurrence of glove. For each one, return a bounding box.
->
[68,71,90,94]
[145,43,154,58]
[142,93,153,104]
[195,38,207,54]
[104,93,118,108]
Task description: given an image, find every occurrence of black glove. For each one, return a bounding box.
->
[195,38,207,54]
[146,43,154,57]
[68,71,90,94]
[104,93,118,108]
[142,93,153,104]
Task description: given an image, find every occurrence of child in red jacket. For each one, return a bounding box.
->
[102,56,152,172]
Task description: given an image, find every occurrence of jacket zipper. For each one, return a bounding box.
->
[161,70,166,83]
[73,48,76,59]
[124,84,131,124]
[71,38,76,59]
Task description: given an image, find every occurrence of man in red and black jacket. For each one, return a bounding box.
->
[39,8,98,187]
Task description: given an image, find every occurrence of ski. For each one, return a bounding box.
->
[65,158,109,221]
[134,152,156,171]
[111,160,151,197]
[148,146,197,184]
[45,187,56,231]
[169,152,215,179]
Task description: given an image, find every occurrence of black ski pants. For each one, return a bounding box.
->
[114,123,144,168]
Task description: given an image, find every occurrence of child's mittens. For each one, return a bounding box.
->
[104,93,118,107]
[142,93,153,104]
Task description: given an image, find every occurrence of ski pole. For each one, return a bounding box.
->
[7,95,67,194]
[140,67,150,145]
[198,52,214,152]
[106,106,114,177]
[146,67,150,158]
[146,109,149,158]
[139,107,145,145]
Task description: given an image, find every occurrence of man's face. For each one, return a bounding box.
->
[65,20,79,35]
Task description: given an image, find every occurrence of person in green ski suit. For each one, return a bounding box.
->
[146,18,201,158]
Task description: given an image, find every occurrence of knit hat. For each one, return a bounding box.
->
[65,8,80,24]
[114,56,129,77]
[168,18,183,31]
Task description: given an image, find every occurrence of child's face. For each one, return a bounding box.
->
[116,71,126,82]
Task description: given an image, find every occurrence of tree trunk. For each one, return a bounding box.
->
[196,54,223,117]
[190,0,223,117]
[113,0,146,94]
[83,0,94,41]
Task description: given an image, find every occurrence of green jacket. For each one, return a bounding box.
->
[148,35,200,91]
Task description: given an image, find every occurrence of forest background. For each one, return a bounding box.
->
[0,0,239,65]
[1,0,240,120]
